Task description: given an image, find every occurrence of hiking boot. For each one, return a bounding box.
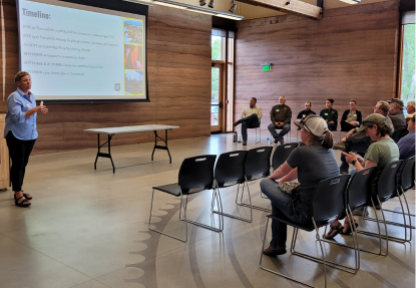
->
[263,246,287,257]
[333,141,346,150]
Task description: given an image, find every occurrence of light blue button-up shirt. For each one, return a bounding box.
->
[4,87,38,140]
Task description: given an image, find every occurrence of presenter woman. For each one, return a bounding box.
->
[4,72,48,207]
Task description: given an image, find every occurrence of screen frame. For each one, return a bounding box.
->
[16,0,150,104]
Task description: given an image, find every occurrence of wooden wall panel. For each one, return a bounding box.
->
[0,2,211,153]
[235,0,400,137]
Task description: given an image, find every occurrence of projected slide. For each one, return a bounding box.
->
[17,0,147,101]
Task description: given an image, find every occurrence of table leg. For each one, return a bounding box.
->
[151,130,172,163]
[94,134,116,173]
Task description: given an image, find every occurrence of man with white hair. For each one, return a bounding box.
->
[406,101,415,120]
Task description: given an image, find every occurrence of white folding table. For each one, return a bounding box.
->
[83,124,180,173]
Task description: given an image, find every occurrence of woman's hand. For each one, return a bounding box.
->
[341,151,357,164]
[38,105,48,114]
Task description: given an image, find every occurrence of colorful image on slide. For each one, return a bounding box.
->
[124,19,143,44]
[125,70,143,95]
[124,44,142,69]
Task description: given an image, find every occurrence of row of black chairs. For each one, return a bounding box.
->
[148,143,301,242]
[147,144,415,288]
[260,156,415,288]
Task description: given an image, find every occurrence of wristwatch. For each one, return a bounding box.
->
[351,159,357,166]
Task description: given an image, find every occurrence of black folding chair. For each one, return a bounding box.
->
[235,146,273,212]
[211,151,252,222]
[255,142,299,201]
[148,155,222,242]
[382,156,415,233]
[271,142,299,170]
[259,175,351,288]
[322,167,386,256]
[359,160,406,246]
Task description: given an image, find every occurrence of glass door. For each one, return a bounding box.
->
[211,63,224,132]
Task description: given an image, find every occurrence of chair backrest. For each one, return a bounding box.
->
[377,160,403,202]
[346,167,377,211]
[399,156,415,192]
[271,142,299,170]
[214,151,248,187]
[244,146,273,181]
[178,155,217,193]
[312,174,350,228]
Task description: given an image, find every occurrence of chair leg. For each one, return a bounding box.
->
[148,189,188,242]
[236,180,271,213]
[383,189,415,230]
[213,182,253,223]
[321,205,386,257]
[183,191,224,232]
[356,197,389,255]
[292,220,359,274]
[260,217,328,288]
[361,193,411,243]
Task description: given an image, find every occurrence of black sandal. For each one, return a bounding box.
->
[15,196,31,207]
[323,222,343,240]
[340,221,359,235]
[14,192,32,200]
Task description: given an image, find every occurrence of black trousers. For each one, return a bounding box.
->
[6,132,36,192]
[236,114,260,141]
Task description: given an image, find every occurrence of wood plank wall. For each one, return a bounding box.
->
[235,0,400,138]
[0,1,211,153]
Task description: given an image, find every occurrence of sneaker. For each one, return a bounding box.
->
[279,139,284,145]
[333,141,346,150]
[262,246,287,257]
[242,141,247,146]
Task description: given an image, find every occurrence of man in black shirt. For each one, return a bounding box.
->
[296,101,316,120]
[320,99,338,131]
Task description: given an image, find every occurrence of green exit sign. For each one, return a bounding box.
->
[261,62,272,72]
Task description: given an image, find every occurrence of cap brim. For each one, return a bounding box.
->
[355,125,367,133]
[294,119,303,128]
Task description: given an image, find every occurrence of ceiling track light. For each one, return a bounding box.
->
[123,0,243,20]
[229,0,237,13]
[208,0,215,8]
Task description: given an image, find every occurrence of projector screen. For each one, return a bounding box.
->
[16,0,148,102]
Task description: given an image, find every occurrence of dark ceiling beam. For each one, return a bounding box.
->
[237,0,322,19]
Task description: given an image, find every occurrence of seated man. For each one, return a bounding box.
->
[405,101,415,122]
[337,101,394,174]
[320,99,338,131]
[397,114,415,160]
[389,98,406,131]
[233,97,263,146]
[296,101,316,131]
[268,96,292,145]
[340,99,362,131]
[297,101,316,119]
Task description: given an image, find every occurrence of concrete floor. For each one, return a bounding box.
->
[0,133,414,288]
